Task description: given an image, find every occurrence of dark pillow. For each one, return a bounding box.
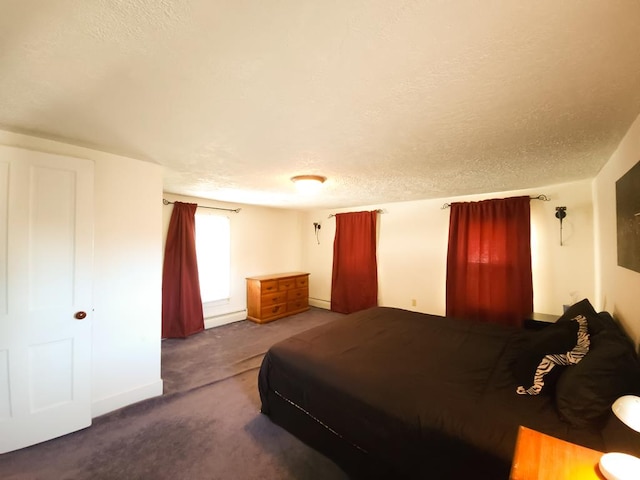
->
[555,328,640,428]
[595,311,621,333]
[602,407,640,458]
[513,318,583,395]
[557,298,612,335]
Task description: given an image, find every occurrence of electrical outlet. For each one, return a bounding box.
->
[411,299,416,306]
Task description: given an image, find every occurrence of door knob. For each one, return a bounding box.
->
[74,311,87,320]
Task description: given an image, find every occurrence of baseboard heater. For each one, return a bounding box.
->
[204,310,247,329]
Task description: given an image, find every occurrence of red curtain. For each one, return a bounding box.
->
[331,211,378,314]
[162,202,205,338]
[446,196,533,327]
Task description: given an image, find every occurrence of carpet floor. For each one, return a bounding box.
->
[0,308,351,480]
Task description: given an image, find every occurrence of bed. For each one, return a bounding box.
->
[258,301,640,479]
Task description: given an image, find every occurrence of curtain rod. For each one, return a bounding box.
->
[440,194,550,210]
[162,199,241,213]
[328,209,384,218]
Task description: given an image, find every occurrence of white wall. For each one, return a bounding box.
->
[302,180,595,317]
[162,192,304,327]
[0,130,164,417]
[91,156,163,416]
[594,113,640,349]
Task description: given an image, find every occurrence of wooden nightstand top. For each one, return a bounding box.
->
[510,426,605,480]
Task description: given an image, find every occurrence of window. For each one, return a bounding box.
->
[195,212,230,303]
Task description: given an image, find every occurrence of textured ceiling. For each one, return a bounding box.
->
[2,1,640,209]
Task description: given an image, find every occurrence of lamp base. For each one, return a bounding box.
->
[599,452,640,480]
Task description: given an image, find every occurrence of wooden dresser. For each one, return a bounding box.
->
[246,272,310,323]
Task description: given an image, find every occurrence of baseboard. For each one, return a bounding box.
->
[204,310,247,329]
[309,298,330,310]
[91,379,164,418]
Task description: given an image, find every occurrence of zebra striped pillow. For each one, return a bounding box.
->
[514,316,590,395]
[556,321,640,427]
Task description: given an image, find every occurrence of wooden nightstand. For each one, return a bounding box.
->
[510,426,605,479]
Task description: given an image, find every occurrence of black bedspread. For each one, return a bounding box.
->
[258,307,606,479]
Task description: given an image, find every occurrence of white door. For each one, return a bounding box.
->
[0,145,93,454]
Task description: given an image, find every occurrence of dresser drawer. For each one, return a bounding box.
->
[262,291,287,305]
[296,276,308,288]
[261,303,287,320]
[278,277,297,291]
[287,287,308,301]
[287,298,308,312]
[261,280,279,294]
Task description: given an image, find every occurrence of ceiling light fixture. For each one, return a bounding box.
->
[291,175,326,194]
